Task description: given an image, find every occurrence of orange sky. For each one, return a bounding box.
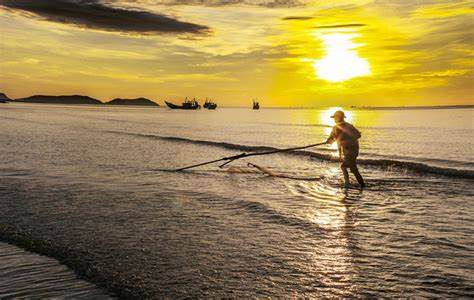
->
[0,0,472,107]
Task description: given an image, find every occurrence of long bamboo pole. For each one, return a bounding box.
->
[173,142,327,172]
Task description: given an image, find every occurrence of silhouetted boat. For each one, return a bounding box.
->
[165,98,200,110]
[253,99,260,110]
[203,98,217,110]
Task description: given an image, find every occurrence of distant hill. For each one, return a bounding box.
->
[15,95,102,105]
[105,97,159,106]
[0,93,11,102]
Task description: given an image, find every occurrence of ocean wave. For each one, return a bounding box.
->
[265,122,332,128]
[106,130,474,179]
[361,152,474,168]
[261,122,463,131]
[354,158,474,179]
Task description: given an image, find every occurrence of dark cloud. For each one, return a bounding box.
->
[282,16,313,20]
[0,0,208,34]
[314,23,366,29]
[122,0,304,8]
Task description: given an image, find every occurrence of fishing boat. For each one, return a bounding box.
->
[252,99,260,110]
[203,98,217,110]
[165,98,200,110]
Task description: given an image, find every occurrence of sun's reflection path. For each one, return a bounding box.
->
[288,178,364,295]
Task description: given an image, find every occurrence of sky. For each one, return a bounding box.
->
[0,0,472,107]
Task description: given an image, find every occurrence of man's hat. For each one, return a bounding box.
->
[330,110,345,119]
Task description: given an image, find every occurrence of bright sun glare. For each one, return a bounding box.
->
[313,33,371,82]
[321,106,353,126]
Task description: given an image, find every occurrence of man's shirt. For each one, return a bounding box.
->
[327,121,361,148]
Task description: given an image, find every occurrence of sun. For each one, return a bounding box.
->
[312,33,371,82]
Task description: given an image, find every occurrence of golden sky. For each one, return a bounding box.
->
[0,0,472,107]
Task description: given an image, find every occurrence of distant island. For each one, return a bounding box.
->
[15,95,102,105]
[105,97,159,106]
[0,93,11,103]
[9,94,159,106]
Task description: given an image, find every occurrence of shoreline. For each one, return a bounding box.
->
[0,225,135,298]
[0,239,112,298]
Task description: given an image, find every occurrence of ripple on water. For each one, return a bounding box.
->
[0,242,111,299]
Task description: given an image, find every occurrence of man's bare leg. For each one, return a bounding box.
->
[341,165,350,186]
[350,166,365,188]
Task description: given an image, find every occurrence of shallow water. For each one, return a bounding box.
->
[0,103,473,297]
[0,242,111,298]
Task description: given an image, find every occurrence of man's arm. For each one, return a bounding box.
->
[326,126,342,160]
[326,126,337,144]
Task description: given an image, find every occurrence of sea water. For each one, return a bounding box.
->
[0,103,472,297]
[0,242,111,298]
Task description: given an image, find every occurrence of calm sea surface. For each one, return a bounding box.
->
[0,103,473,297]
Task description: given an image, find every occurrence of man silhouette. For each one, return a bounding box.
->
[326,110,365,188]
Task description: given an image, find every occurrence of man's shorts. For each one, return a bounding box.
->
[341,145,359,168]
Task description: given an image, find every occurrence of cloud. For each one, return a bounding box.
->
[410,2,473,19]
[0,0,208,34]
[120,0,305,7]
[314,23,366,29]
[282,16,313,20]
